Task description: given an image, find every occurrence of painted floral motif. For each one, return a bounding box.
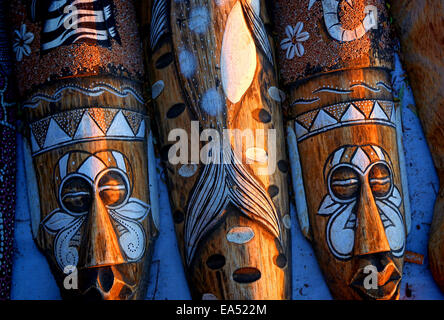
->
[43,197,150,270]
[12,24,34,62]
[280,22,309,59]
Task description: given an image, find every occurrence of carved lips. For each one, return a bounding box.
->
[350,258,402,300]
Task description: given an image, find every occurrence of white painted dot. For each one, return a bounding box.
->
[189,7,209,34]
[226,227,255,244]
[268,86,286,102]
[283,215,291,229]
[179,49,197,78]
[214,0,227,6]
[201,88,224,116]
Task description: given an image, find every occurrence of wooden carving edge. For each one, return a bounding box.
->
[286,125,311,240]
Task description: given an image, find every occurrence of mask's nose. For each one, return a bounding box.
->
[79,194,125,268]
[354,179,391,256]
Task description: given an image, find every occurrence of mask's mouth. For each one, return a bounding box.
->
[350,259,401,300]
[75,265,136,300]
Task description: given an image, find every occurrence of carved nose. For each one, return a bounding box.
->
[79,195,125,268]
[354,180,391,256]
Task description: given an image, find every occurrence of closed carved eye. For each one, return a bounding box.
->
[330,166,360,200]
[60,176,93,214]
[97,169,129,208]
[368,163,392,198]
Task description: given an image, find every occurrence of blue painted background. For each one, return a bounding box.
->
[10,54,444,300]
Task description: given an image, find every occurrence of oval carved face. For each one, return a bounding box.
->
[96,169,130,208]
[60,169,131,214]
[41,150,153,300]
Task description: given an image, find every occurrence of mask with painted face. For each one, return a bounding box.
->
[10,0,158,299]
[272,0,409,299]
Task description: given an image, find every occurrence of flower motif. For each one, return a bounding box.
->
[280,22,310,59]
[13,24,34,62]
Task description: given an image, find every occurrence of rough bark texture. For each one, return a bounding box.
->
[273,0,407,299]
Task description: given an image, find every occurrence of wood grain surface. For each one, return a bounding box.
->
[139,0,291,299]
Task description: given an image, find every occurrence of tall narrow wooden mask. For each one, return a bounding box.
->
[139,0,291,299]
[273,0,410,299]
[10,0,158,299]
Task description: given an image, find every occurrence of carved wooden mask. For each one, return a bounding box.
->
[390,0,444,292]
[10,0,158,299]
[139,0,291,299]
[273,0,409,299]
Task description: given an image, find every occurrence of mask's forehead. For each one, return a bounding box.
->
[55,150,130,185]
[324,145,391,177]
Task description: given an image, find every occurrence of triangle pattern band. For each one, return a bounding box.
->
[30,108,148,154]
[294,100,395,141]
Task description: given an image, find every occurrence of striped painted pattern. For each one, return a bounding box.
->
[41,0,121,51]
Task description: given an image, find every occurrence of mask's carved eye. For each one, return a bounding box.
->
[61,176,93,213]
[97,169,129,208]
[330,166,360,200]
[369,163,392,198]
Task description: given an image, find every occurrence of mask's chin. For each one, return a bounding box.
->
[63,264,141,300]
[349,256,401,300]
